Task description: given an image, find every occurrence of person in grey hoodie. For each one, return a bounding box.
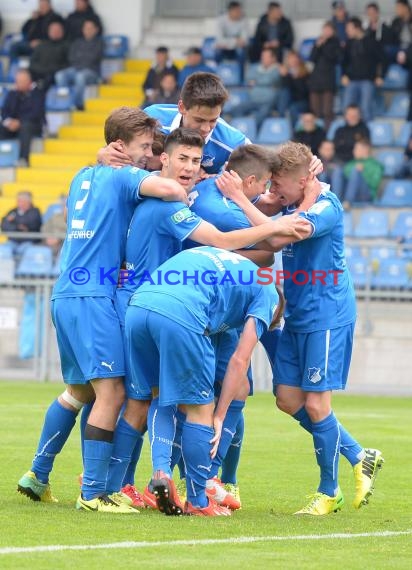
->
[55,19,103,109]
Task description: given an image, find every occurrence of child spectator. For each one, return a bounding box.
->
[151,73,180,105]
[143,46,179,106]
[341,139,384,206]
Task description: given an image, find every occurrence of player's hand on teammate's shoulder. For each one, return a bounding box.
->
[97,142,133,168]
[273,213,311,239]
[215,169,243,200]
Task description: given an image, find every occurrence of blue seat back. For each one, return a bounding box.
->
[380,180,412,207]
[354,209,389,238]
[256,118,291,145]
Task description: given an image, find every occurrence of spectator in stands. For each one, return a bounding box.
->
[333,104,370,163]
[54,19,103,110]
[340,139,384,206]
[308,21,341,130]
[395,132,412,177]
[65,0,103,41]
[9,0,64,62]
[143,46,179,107]
[278,51,310,127]
[293,112,326,155]
[29,20,69,91]
[317,139,342,191]
[228,47,281,127]
[391,0,412,50]
[331,1,349,46]
[178,47,215,88]
[397,44,412,120]
[365,2,397,73]
[151,72,180,105]
[0,69,45,166]
[42,200,66,257]
[1,191,42,252]
[215,1,249,80]
[341,16,383,122]
[249,2,294,64]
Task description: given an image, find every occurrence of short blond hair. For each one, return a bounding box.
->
[272,142,312,176]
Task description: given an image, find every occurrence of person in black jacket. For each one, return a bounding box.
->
[0,69,45,164]
[143,47,179,107]
[29,20,69,91]
[333,104,370,163]
[249,2,293,63]
[278,51,310,127]
[341,17,383,122]
[391,0,412,50]
[1,191,42,249]
[365,3,397,75]
[9,0,64,61]
[293,112,326,155]
[65,0,103,41]
[308,21,341,129]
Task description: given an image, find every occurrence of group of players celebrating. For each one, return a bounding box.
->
[17,72,383,517]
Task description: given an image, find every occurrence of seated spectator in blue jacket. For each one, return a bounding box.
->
[55,19,103,110]
[1,191,42,252]
[178,47,215,87]
[0,69,45,165]
[228,47,281,127]
[143,46,179,106]
[65,0,103,41]
[9,0,64,61]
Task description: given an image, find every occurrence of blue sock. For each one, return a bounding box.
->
[106,418,142,493]
[210,400,245,478]
[122,427,145,487]
[182,421,213,508]
[32,399,77,483]
[221,411,244,484]
[170,409,185,475]
[312,412,340,497]
[80,401,93,465]
[147,397,176,477]
[293,407,364,466]
[82,439,113,500]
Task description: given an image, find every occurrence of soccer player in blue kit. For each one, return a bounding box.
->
[17,107,191,513]
[267,142,384,515]
[125,246,282,516]
[105,128,305,513]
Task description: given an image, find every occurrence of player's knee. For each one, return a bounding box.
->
[124,398,150,430]
[304,400,330,422]
[275,395,294,415]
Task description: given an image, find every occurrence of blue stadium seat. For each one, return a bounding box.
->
[215,62,242,87]
[15,245,53,277]
[345,244,363,261]
[379,180,412,207]
[369,245,397,261]
[0,33,23,56]
[0,84,8,109]
[224,88,250,113]
[326,118,345,140]
[395,121,412,147]
[347,256,370,288]
[298,38,316,61]
[383,64,408,90]
[373,90,386,116]
[0,140,20,167]
[390,211,412,240]
[367,121,394,146]
[103,35,129,58]
[372,259,410,289]
[6,59,30,83]
[354,209,389,238]
[45,86,74,111]
[202,36,216,62]
[0,242,14,259]
[256,118,291,145]
[385,92,409,118]
[343,210,353,237]
[375,150,404,177]
[230,116,257,141]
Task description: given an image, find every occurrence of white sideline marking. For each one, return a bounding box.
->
[1,530,411,556]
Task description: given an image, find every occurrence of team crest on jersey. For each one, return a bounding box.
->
[308,367,322,383]
[129,166,140,174]
[171,207,195,224]
[201,154,215,168]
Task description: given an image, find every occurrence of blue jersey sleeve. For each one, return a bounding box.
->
[160,202,203,241]
[245,287,278,337]
[299,196,341,239]
[114,167,155,202]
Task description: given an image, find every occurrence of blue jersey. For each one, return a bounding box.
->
[144,104,250,174]
[129,246,278,337]
[52,165,152,300]
[281,185,356,332]
[115,197,202,322]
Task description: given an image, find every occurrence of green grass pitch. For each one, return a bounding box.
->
[0,382,411,569]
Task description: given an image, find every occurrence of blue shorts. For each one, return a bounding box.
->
[212,329,254,398]
[125,306,215,407]
[273,323,355,393]
[51,297,125,384]
[121,323,152,401]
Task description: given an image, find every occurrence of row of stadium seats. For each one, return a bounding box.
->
[0,243,59,279]
[347,256,412,289]
[344,210,412,239]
